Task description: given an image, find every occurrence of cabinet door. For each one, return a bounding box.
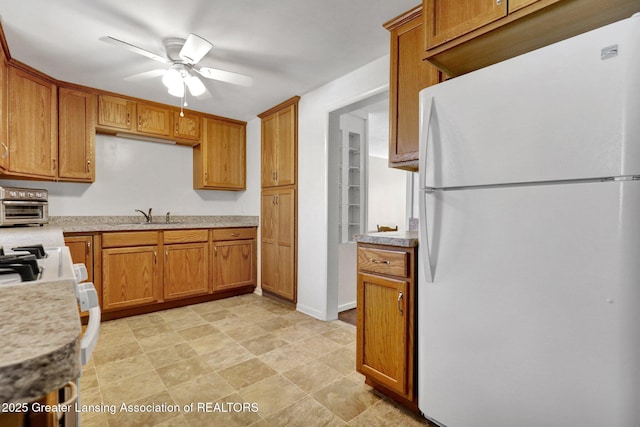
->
[261,192,278,293]
[164,242,209,300]
[425,0,507,49]
[137,103,171,137]
[65,235,94,282]
[173,110,201,142]
[98,95,135,131]
[357,272,411,397]
[58,88,96,182]
[261,113,278,187]
[197,117,246,190]
[102,246,158,310]
[0,43,8,173]
[261,188,296,301]
[8,66,57,178]
[213,239,255,291]
[387,7,441,169]
[275,104,296,186]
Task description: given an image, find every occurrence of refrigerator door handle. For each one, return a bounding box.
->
[419,189,434,283]
[419,96,435,188]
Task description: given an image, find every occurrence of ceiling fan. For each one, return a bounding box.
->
[101,33,253,99]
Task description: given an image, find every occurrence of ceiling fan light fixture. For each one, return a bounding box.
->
[162,65,183,90]
[167,81,185,97]
[186,74,206,97]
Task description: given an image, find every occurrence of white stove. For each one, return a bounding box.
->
[0,244,74,286]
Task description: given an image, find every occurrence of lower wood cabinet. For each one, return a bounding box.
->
[163,229,210,300]
[86,227,256,316]
[64,233,101,317]
[356,242,417,409]
[102,244,160,311]
[261,188,296,302]
[212,228,257,292]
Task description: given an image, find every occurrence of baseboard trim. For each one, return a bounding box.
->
[338,301,356,312]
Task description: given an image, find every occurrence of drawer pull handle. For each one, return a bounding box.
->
[398,291,404,315]
[370,259,390,265]
[230,233,240,237]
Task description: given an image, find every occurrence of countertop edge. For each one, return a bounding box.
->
[49,215,259,233]
[354,231,419,247]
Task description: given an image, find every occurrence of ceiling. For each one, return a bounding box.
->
[0,0,418,122]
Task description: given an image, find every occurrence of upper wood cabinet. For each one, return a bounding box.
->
[259,96,299,188]
[385,6,441,171]
[0,40,8,173]
[6,66,57,179]
[58,87,97,182]
[172,110,201,142]
[136,103,171,137]
[96,94,208,146]
[193,117,246,190]
[423,0,640,77]
[97,95,135,132]
[425,0,507,49]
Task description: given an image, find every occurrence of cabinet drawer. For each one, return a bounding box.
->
[164,229,209,244]
[102,231,158,248]
[357,247,408,277]
[211,227,256,241]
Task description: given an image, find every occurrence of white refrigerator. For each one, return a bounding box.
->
[417,14,640,427]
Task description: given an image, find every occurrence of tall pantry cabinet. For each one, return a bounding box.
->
[259,96,300,303]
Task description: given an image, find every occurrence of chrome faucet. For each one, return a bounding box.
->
[135,208,152,223]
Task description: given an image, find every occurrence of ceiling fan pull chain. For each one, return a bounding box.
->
[180,82,187,117]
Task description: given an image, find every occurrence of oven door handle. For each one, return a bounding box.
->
[1,200,48,206]
[77,282,101,365]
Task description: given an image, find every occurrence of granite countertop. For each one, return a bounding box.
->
[50,215,259,233]
[354,230,419,247]
[0,280,81,403]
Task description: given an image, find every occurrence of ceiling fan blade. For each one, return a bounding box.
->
[195,66,253,87]
[100,36,169,64]
[179,34,213,64]
[124,69,167,81]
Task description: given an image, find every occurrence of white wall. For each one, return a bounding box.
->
[0,120,261,217]
[367,156,406,232]
[297,55,389,320]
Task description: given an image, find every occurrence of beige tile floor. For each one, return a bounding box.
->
[80,293,432,426]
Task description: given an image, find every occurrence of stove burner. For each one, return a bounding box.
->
[11,244,47,259]
[0,253,41,281]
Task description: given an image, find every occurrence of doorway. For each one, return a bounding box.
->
[327,90,411,322]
